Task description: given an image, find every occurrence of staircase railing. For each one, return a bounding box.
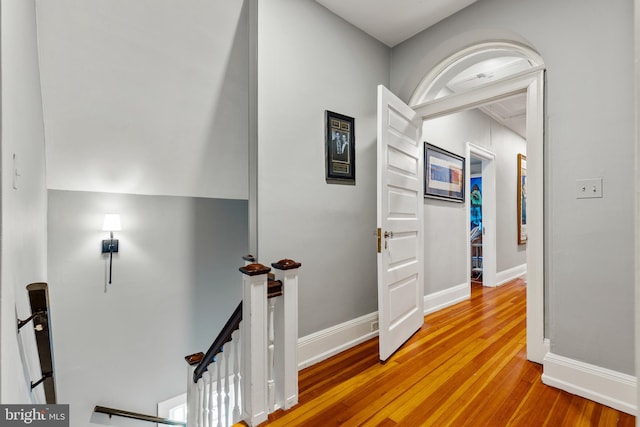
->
[185,256,301,427]
[94,405,187,426]
[17,282,57,403]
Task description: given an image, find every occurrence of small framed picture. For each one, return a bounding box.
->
[325,110,355,184]
[517,153,527,244]
[424,143,465,202]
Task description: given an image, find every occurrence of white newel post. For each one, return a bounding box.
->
[271,259,301,410]
[185,352,204,427]
[240,263,270,426]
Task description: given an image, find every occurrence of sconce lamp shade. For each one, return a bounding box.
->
[102,214,121,232]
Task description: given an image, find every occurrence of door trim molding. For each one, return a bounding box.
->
[409,41,545,105]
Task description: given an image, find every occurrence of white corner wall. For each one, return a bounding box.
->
[257,0,390,337]
[36,0,249,200]
[0,0,48,403]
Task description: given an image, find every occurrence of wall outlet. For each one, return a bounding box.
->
[576,177,603,199]
[371,321,379,332]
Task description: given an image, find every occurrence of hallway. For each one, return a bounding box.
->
[253,279,635,426]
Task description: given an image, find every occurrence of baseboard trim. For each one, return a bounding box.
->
[542,352,637,415]
[297,284,472,370]
[496,263,527,286]
[423,283,469,315]
[297,312,378,370]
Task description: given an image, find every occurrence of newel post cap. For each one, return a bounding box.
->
[184,352,204,366]
[239,263,271,276]
[271,259,302,270]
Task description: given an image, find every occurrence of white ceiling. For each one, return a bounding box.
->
[315,0,478,47]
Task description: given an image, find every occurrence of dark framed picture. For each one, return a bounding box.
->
[517,153,527,245]
[325,110,355,183]
[424,143,465,202]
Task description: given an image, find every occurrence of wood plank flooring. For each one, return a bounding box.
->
[246,278,636,426]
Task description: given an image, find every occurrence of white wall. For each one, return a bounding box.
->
[257,0,390,336]
[391,0,635,375]
[36,0,249,200]
[47,191,248,427]
[0,0,48,403]
[422,108,526,294]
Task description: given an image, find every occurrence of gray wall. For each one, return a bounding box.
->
[48,190,247,427]
[257,0,390,336]
[391,0,635,374]
[423,108,526,295]
[0,0,49,403]
[36,0,249,200]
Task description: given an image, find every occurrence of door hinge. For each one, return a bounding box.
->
[377,228,382,253]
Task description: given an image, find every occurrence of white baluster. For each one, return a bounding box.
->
[267,297,276,412]
[207,369,214,427]
[232,328,241,423]
[197,376,205,427]
[224,345,231,427]
[195,378,203,427]
[216,357,222,427]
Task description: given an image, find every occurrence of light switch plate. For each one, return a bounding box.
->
[576,178,603,199]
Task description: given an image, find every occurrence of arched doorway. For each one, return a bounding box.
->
[410,41,547,363]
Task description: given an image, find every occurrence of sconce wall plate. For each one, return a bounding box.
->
[101,239,119,254]
[102,214,121,285]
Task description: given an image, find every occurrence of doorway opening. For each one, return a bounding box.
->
[410,41,546,363]
[470,156,483,285]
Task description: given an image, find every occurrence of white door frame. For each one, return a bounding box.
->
[412,66,547,363]
[466,143,497,289]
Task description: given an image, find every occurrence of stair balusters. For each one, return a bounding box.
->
[185,257,300,427]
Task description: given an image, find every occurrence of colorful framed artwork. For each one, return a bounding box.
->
[325,110,355,184]
[517,153,527,244]
[470,175,482,231]
[424,143,465,202]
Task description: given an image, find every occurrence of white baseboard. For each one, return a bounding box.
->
[542,352,637,415]
[297,284,472,370]
[423,283,469,315]
[496,263,527,286]
[297,312,378,370]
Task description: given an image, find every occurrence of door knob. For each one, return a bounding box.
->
[383,231,393,249]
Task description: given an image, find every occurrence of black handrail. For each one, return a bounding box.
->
[193,301,243,383]
[94,406,186,426]
[18,283,56,403]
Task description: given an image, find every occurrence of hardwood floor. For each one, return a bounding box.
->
[249,279,636,426]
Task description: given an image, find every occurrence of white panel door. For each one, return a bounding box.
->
[377,85,424,362]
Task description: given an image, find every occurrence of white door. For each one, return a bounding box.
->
[377,85,424,361]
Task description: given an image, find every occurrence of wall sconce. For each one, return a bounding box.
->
[101,214,121,284]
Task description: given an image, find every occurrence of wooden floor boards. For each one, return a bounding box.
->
[242,278,635,426]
